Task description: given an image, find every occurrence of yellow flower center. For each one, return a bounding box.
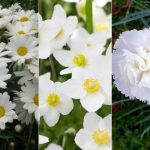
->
[17,30,26,35]
[33,94,39,106]
[93,129,110,145]
[0,106,5,118]
[80,5,86,16]
[20,16,29,22]
[95,21,108,31]
[83,78,100,94]
[47,93,60,107]
[17,46,28,56]
[73,54,87,67]
[54,28,64,40]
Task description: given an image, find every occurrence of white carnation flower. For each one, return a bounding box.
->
[75,113,112,150]
[113,29,150,104]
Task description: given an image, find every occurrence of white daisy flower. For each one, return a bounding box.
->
[0,16,12,29]
[45,143,63,150]
[14,97,32,125]
[39,73,74,127]
[13,10,37,23]
[0,63,11,89]
[8,3,22,14]
[39,135,49,144]
[14,68,35,85]
[0,42,11,63]
[18,80,38,118]
[61,69,111,112]
[75,113,112,150]
[113,29,150,104]
[39,4,77,59]
[26,58,39,78]
[7,35,38,65]
[0,92,18,130]
[6,22,33,36]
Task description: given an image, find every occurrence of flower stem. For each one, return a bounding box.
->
[86,0,93,33]
[49,55,57,82]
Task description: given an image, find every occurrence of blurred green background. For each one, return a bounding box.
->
[112,0,150,150]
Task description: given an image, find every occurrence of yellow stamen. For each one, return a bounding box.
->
[47,93,60,107]
[33,94,39,106]
[73,54,87,67]
[17,46,28,56]
[0,106,5,118]
[20,16,29,22]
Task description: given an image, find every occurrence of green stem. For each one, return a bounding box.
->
[49,55,57,82]
[25,120,33,150]
[86,0,93,33]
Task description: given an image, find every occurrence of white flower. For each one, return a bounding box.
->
[75,113,112,150]
[0,92,18,130]
[113,29,150,104]
[14,68,35,85]
[6,22,33,36]
[0,42,11,63]
[39,73,73,127]
[0,16,12,28]
[26,58,39,78]
[45,143,63,150]
[14,97,33,125]
[61,69,111,112]
[54,28,108,75]
[93,7,111,38]
[94,0,111,8]
[7,35,37,65]
[39,135,49,144]
[0,63,11,89]
[39,4,77,59]
[8,3,22,14]
[18,80,38,118]
[13,10,37,23]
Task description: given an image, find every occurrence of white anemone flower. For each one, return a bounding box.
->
[0,63,11,89]
[95,0,111,8]
[39,4,77,59]
[39,73,73,127]
[45,143,63,150]
[93,7,111,38]
[7,35,38,65]
[0,92,18,130]
[39,135,49,144]
[54,29,108,75]
[113,29,150,104]
[61,69,111,112]
[0,42,11,63]
[75,113,112,150]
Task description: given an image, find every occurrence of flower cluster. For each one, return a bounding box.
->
[39,1,111,149]
[113,29,150,104]
[0,3,38,129]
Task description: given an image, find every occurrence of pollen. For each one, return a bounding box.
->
[95,21,108,31]
[47,93,60,107]
[33,94,39,106]
[17,30,26,35]
[92,129,110,145]
[20,16,29,22]
[83,78,100,94]
[0,106,5,118]
[73,54,87,67]
[54,28,64,40]
[17,46,28,56]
